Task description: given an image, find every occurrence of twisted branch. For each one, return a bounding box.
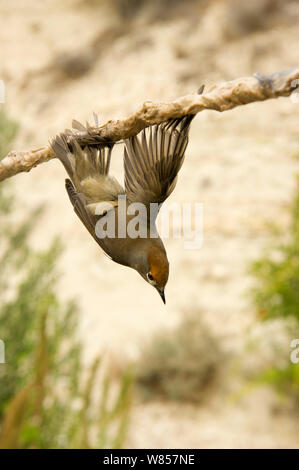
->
[1,67,298,183]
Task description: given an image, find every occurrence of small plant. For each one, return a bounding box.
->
[250,182,299,322]
[109,0,196,20]
[135,315,226,403]
[257,363,299,405]
[223,0,279,39]
[249,179,299,404]
[0,111,133,448]
[0,110,18,158]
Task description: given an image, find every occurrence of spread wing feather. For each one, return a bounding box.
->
[124,115,195,207]
[65,178,95,236]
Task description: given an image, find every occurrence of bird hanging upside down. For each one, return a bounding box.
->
[50,114,195,304]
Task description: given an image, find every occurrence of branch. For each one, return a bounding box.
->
[1,67,298,183]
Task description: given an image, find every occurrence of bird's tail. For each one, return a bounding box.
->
[50,120,124,204]
[163,114,195,136]
[50,133,112,182]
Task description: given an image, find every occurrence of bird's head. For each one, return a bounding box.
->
[132,243,169,304]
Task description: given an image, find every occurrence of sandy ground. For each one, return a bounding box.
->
[1,0,299,448]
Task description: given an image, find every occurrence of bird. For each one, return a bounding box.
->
[50,114,195,304]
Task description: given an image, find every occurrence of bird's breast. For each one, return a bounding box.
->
[94,204,157,267]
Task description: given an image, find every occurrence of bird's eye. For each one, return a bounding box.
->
[147,272,154,282]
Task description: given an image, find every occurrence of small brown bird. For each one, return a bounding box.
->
[50,115,194,303]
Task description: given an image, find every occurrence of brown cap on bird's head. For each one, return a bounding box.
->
[147,245,169,304]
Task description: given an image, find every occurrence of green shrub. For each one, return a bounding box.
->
[257,363,299,405]
[135,315,226,403]
[250,183,299,322]
[0,111,132,448]
[0,110,18,158]
[109,0,196,20]
[249,180,299,403]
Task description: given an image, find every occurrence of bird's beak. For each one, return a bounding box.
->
[157,287,166,304]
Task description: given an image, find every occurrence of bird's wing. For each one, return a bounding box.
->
[65,179,113,260]
[123,115,195,208]
[65,178,95,236]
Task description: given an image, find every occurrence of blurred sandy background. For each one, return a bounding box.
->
[1,0,299,448]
